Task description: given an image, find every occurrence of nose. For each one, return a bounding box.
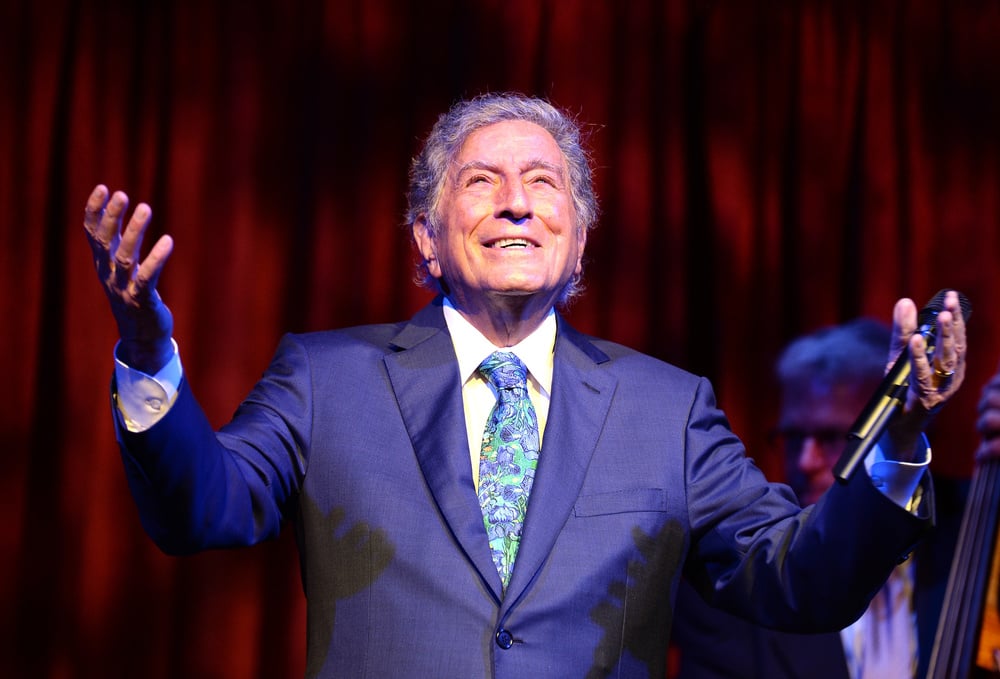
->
[497,179,532,224]
[797,437,829,476]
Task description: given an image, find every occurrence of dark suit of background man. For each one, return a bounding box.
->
[670,319,968,679]
[82,92,968,678]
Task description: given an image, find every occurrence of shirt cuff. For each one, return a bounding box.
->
[113,339,183,432]
[866,434,931,511]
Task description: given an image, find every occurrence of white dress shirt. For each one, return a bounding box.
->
[840,559,918,678]
[442,298,555,491]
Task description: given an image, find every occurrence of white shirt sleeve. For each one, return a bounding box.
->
[113,339,183,432]
[867,436,931,511]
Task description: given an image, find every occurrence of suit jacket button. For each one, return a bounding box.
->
[495,628,514,649]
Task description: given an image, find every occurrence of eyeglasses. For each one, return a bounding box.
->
[769,427,850,457]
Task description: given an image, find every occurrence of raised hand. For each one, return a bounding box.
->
[877,290,968,462]
[83,184,175,374]
[887,290,967,415]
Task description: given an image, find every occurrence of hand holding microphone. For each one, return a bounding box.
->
[833,289,971,482]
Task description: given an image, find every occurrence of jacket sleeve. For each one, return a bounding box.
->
[681,376,931,632]
[113,334,312,555]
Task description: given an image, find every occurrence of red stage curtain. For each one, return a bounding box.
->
[4,1,1000,676]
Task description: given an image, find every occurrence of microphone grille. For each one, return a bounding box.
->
[921,288,972,324]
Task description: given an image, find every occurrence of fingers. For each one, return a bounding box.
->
[83,184,110,237]
[83,184,113,275]
[888,297,917,370]
[135,234,174,300]
[83,184,160,297]
[934,290,966,375]
[927,291,966,394]
[113,200,153,291]
[83,185,131,280]
[897,290,967,414]
[83,185,176,364]
[907,326,935,396]
[932,308,956,373]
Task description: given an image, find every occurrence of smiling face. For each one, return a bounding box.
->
[412,120,586,318]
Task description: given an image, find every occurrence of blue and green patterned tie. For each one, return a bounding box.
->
[477,351,540,589]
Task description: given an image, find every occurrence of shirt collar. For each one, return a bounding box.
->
[442,296,556,396]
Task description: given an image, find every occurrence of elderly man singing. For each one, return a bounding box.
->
[83,93,967,678]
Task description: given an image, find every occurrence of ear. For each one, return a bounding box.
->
[573,225,587,275]
[412,215,442,279]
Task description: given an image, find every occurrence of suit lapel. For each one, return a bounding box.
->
[385,303,619,606]
[384,301,503,598]
[502,319,617,609]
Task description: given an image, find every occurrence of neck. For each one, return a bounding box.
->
[448,293,554,347]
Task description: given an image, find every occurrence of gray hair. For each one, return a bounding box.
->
[776,317,891,390]
[406,93,599,304]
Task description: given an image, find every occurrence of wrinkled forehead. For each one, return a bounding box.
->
[451,120,567,171]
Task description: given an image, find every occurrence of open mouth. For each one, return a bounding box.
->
[487,238,535,249]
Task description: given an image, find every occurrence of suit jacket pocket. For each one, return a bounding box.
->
[573,488,667,517]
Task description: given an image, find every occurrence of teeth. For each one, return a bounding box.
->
[493,238,530,248]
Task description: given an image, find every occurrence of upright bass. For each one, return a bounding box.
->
[929,363,1000,679]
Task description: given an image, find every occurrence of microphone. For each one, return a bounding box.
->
[833,289,972,483]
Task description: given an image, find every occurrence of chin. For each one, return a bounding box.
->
[494,288,541,297]
[487,283,546,299]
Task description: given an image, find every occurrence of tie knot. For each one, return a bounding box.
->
[478,351,528,393]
